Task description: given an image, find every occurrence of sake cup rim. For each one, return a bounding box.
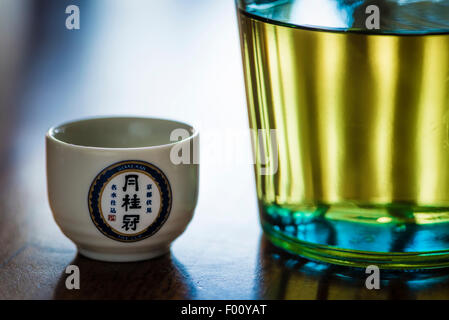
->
[46,116,198,151]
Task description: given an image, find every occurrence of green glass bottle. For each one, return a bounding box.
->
[236,0,449,269]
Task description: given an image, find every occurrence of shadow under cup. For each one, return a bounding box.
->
[46,117,199,262]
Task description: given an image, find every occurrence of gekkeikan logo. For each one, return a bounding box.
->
[88,160,172,242]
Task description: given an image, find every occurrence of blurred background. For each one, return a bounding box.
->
[0,0,252,166]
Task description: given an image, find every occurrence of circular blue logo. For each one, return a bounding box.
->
[88,160,172,242]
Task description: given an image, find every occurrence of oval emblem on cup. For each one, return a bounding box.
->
[88,160,172,242]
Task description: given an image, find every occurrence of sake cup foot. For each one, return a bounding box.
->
[78,246,170,262]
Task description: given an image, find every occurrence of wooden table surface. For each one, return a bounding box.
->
[1,0,449,300]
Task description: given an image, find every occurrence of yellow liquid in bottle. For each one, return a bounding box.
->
[238,6,449,268]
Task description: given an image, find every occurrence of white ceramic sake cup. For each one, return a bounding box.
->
[46,117,199,262]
